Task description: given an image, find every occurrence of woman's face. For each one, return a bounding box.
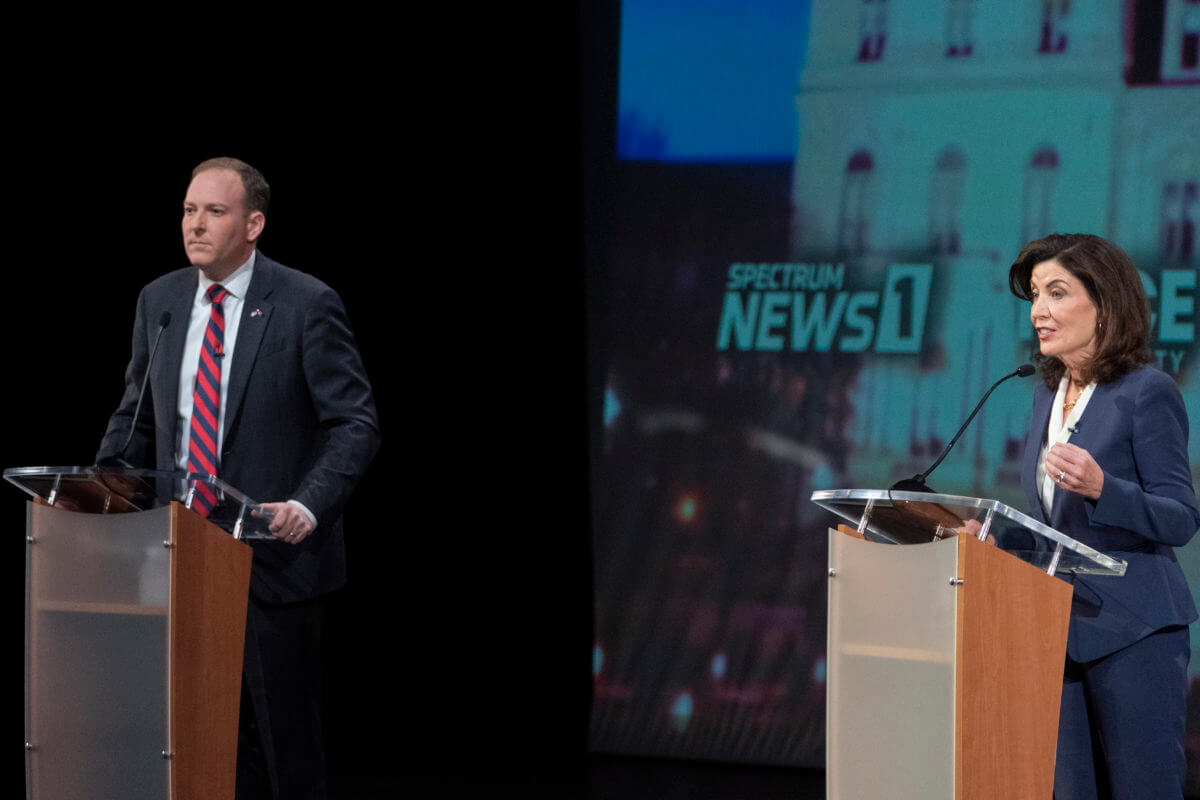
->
[1029,259,1099,372]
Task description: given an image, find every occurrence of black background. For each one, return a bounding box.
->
[4,5,610,791]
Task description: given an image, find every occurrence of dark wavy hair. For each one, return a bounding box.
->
[1008,233,1151,390]
[192,156,271,215]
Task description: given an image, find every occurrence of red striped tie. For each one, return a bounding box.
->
[187,284,229,517]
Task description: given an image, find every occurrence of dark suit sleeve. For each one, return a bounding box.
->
[289,286,380,525]
[96,287,156,467]
[1086,371,1200,547]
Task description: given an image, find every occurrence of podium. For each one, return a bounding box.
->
[5,466,278,800]
[811,489,1127,800]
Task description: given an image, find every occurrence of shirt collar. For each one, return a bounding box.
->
[1050,374,1096,440]
[197,250,256,301]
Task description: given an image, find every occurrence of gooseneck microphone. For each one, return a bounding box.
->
[890,363,1035,493]
[104,311,172,468]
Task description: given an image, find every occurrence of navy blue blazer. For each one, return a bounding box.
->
[97,254,381,604]
[1019,364,1199,663]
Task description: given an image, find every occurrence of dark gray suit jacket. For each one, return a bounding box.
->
[1020,364,1199,662]
[98,253,381,603]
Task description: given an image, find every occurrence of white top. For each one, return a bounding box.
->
[1037,375,1097,518]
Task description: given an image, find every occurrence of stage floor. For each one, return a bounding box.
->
[335,754,825,799]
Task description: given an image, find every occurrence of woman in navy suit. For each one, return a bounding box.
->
[1008,233,1200,800]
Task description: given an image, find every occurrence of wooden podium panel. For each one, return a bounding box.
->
[169,504,253,800]
[827,527,1073,800]
[956,534,1071,800]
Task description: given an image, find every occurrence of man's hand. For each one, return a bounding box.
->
[258,501,314,544]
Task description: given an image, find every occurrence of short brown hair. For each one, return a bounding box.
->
[191,156,270,215]
[1008,233,1151,389]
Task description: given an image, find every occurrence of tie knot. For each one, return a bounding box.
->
[208,284,229,305]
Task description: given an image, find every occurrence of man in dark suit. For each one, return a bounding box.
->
[97,157,381,799]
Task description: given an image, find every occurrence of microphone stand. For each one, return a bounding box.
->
[891,364,1035,493]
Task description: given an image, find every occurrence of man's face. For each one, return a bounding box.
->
[181,168,264,281]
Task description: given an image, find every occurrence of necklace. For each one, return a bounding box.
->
[1063,372,1084,415]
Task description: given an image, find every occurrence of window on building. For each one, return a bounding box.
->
[1038,0,1071,54]
[838,150,874,256]
[946,0,976,57]
[1182,1,1200,71]
[1157,0,1200,82]
[1161,181,1198,267]
[858,0,888,62]
[929,147,966,254]
[1021,147,1059,245]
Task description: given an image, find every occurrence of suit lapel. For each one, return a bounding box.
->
[223,255,276,446]
[1061,380,1109,453]
[1024,385,1053,524]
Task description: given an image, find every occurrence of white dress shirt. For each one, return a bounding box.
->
[1037,376,1097,517]
[175,252,256,471]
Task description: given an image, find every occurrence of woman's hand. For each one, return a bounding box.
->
[959,519,983,538]
[1046,442,1105,500]
[954,518,996,544]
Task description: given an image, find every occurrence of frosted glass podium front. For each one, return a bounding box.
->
[9,467,254,800]
[812,489,1117,800]
[825,532,960,797]
[26,504,172,799]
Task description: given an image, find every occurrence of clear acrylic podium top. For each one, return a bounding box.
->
[811,488,1126,577]
[4,465,276,540]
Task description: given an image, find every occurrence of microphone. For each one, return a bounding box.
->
[102,311,172,468]
[891,363,1035,493]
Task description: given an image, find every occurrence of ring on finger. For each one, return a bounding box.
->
[1058,471,1066,482]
